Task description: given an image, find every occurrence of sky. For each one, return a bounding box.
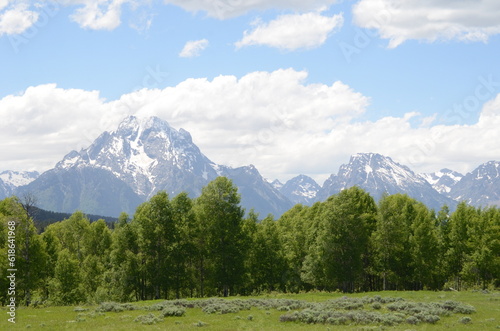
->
[1,0,500,184]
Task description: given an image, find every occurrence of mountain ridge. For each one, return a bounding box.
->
[315,153,457,210]
[4,116,500,216]
[16,116,292,217]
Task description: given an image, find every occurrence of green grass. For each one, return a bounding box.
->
[1,291,499,330]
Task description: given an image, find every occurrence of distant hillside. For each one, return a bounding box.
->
[31,206,118,232]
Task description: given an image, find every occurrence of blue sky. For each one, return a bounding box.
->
[1,0,500,183]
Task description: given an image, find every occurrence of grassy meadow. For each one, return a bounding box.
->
[1,290,499,330]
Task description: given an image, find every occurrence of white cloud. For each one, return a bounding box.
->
[0,84,118,171]
[353,0,500,48]
[2,69,500,185]
[235,11,343,50]
[0,0,340,33]
[68,0,127,30]
[179,39,209,58]
[0,3,39,35]
[0,0,10,11]
[164,0,339,19]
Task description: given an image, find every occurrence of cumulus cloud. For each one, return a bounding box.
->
[0,84,115,171]
[0,0,131,32]
[2,69,500,184]
[68,0,127,30]
[179,39,209,58]
[353,0,500,48]
[0,0,340,32]
[0,3,39,35]
[164,0,339,19]
[235,11,343,50]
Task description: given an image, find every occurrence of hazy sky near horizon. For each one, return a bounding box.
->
[1,0,500,183]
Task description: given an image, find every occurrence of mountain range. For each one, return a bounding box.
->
[2,115,499,217]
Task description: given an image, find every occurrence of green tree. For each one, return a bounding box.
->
[49,249,85,305]
[409,203,441,289]
[305,187,377,292]
[446,202,476,290]
[461,207,500,289]
[133,191,175,299]
[171,192,196,298]
[277,204,311,292]
[373,194,417,290]
[195,177,246,297]
[51,211,91,263]
[109,213,141,301]
[247,215,287,292]
[0,197,47,306]
[80,219,112,302]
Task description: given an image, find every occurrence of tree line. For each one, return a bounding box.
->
[1,177,499,306]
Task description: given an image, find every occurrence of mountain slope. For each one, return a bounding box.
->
[280,175,320,205]
[18,116,292,217]
[0,170,39,199]
[448,161,500,206]
[219,165,293,217]
[317,153,456,210]
[17,167,144,216]
[421,168,463,194]
[54,116,219,199]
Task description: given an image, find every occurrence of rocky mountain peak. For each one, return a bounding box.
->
[0,170,40,199]
[19,115,293,217]
[55,115,217,197]
[421,168,464,194]
[448,160,500,207]
[279,175,320,205]
[317,153,455,210]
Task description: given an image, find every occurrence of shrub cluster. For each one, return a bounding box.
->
[95,302,137,312]
[245,298,313,311]
[197,298,251,314]
[279,297,475,327]
[161,306,186,317]
[279,309,405,326]
[89,295,475,328]
[133,313,163,325]
[387,300,475,316]
[324,297,365,310]
[459,316,472,324]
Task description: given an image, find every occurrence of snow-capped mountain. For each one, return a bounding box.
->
[55,115,218,198]
[448,161,500,207]
[18,116,292,217]
[279,175,320,205]
[317,153,456,210]
[0,170,39,199]
[421,168,463,194]
[9,116,500,217]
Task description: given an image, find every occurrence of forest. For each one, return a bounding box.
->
[0,176,499,306]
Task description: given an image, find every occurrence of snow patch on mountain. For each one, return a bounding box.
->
[448,161,500,207]
[0,170,40,189]
[317,153,456,210]
[53,115,220,198]
[280,175,320,205]
[421,168,464,194]
[270,179,283,190]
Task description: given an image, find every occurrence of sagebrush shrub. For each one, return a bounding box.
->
[406,315,419,324]
[453,303,476,314]
[161,306,186,317]
[459,316,472,324]
[134,313,162,325]
[95,302,135,312]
